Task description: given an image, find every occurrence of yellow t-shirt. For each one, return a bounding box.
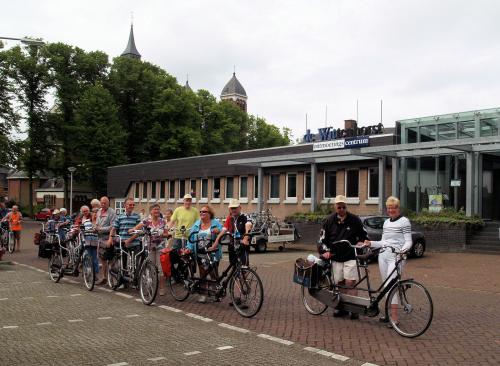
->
[171,206,199,239]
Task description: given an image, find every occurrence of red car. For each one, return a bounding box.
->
[34,208,53,221]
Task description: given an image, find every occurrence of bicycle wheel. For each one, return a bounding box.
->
[229,267,264,318]
[107,257,121,290]
[48,252,63,283]
[8,232,15,253]
[82,251,95,291]
[386,279,433,338]
[139,260,158,305]
[167,263,190,301]
[301,286,328,315]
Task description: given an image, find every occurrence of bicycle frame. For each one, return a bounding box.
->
[112,235,146,281]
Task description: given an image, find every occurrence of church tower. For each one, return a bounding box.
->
[121,24,141,60]
[220,72,247,112]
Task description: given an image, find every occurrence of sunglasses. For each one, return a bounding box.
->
[336,206,347,210]
[200,210,209,214]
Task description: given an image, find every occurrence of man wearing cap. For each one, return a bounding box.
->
[56,208,71,242]
[321,195,368,320]
[168,194,199,250]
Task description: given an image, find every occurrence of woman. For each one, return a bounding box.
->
[163,208,174,249]
[364,196,412,326]
[130,204,167,295]
[185,205,222,303]
[90,199,101,224]
[79,205,99,277]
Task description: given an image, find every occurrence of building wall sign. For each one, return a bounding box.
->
[303,123,384,143]
[313,136,370,151]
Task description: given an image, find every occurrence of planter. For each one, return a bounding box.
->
[412,223,468,252]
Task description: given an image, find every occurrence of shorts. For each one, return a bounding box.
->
[13,231,21,240]
[332,259,358,283]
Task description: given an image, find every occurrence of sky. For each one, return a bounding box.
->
[2,0,500,141]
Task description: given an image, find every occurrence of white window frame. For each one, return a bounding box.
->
[158,181,165,202]
[366,167,379,205]
[344,169,360,204]
[115,199,125,215]
[211,177,221,203]
[149,181,157,202]
[224,176,234,202]
[177,179,186,203]
[239,176,248,203]
[251,175,259,203]
[200,178,209,203]
[322,170,336,204]
[284,172,297,204]
[190,179,197,203]
[268,173,280,203]
[302,171,311,204]
[141,182,148,202]
[167,180,175,203]
[134,182,140,202]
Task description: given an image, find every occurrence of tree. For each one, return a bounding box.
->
[0,50,19,166]
[248,115,291,149]
[4,44,51,215]
[74,84,126,196]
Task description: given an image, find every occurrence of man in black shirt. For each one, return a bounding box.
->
[321,195,368,319]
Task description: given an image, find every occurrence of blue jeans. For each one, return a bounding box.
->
[86,246,99,274]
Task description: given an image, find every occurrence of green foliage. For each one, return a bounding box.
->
[405,208,484,227]
[287,206,332,223]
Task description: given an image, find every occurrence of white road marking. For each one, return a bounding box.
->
[257,334,294,346]
[98,317,112,320]
[115,293,133,299]
[135,298,142,302]
[185,313,213,322]
[32,281,42,284]
[2,325,19,329]
[218,323,250,334]
[183,351,201,356]
[36,322,52,326]
[304,347,321,352]
[36,269,45,273]
[6,270,14,273]
[22,297,34,300]
[0,298,8,301]
[361,363,380,366]
[107,363,128,366]
[304,346,350,362]
[70,293,82,297]
[216,346,234,351]
[147,357,166,362]
[68,319,84,323]
[47,295,59,298]
[158,305,182,313]
[125,314,139,318]
[97,287,113,293]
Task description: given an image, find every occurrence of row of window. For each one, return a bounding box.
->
[132,168,379,202]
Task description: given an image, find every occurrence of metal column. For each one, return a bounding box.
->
[257,167,264,212]
[391,157,399,198]
[400,158,407,208]
[453,156,459,210]
[378,157,386,214]
[465,152,474,216]
[311,163,317,212]
[416,158,421,213]
[475,153,482,216]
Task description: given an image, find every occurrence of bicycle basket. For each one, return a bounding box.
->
[293,258,319,288]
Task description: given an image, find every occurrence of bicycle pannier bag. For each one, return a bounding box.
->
[160,248,173,277]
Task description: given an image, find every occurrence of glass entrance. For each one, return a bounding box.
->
[482,154,500,220]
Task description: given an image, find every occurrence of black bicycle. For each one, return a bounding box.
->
[107,230,159,305]
[294,240,433,338]
[168,232,264,318]
[48,226,96,291]
[0,221,15,254]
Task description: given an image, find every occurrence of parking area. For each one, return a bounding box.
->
[4,221,500,366]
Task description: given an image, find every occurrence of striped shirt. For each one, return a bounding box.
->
[371,216,413,253]
[113,212,141,246]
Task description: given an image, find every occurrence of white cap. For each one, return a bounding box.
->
[228,199,240,208]
[334,195,347,204]
[52,209,60,215]
[60,208,67,212]
[183,194,193,200]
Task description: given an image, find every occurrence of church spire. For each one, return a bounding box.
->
[121,23,141,60]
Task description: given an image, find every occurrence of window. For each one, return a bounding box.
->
[115,200,125,215]
[345,170,359,198]
[324,171,336,198]
[368,167,379,198]
[480,118,499,137]
[179,179,186,198]
[201,179,208,199]
[304,172,311,199]
[458,120,475,139]
[406,127,418,143]
[240,176,248,198]
[438,123,456,140]
[169,180,175,199]
[419,125,436,142]
[135,182,140,199]
[270,174,280,199]
[253,176,259,199]
[286,173,297,199]
[226,177,234,199]
[142,182,147,199]
[44,195,56,207]
[159,181,165,199]
[190,179,196,198]
[151,181,157,199]
[213,178,221,199]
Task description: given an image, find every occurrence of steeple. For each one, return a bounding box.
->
[121,24,141,60]
[221,71,247,112]
[184,75,192,91]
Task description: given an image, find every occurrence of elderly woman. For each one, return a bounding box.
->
[90,199,101,223]
[185,205,222,303]
[364,196,412,326]
[78,205,99,277]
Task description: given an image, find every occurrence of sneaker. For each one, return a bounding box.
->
[379,316,389,323]
[333,309,349,318]
[349,312,359,320]
[197,295,207,303]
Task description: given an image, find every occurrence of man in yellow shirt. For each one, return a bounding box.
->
[168,194,199,249]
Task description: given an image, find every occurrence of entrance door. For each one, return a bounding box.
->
[482,154,500,220]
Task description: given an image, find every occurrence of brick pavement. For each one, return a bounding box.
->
[6,221,500,366]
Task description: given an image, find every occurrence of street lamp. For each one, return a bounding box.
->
[68,167,76,215]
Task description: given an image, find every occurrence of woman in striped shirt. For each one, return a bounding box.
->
[364,196,413,326]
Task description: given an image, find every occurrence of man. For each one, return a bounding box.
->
[108,198,140,286]
[321,195,368,320]
[214,199,253,267]
[0,202,8,220]
[4,205,23,252]
[56,208,71,242]
[95,197,116,285]
[168,194,199,249]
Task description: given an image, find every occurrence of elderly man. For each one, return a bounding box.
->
[321,195,368,320]
[4,205,23,252]
[95,196,116,285]
[168,194,199,250]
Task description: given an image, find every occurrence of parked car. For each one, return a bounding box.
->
[34,208,53,221]
[360,216,426,258]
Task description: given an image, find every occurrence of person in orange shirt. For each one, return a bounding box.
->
[5,205,23,252]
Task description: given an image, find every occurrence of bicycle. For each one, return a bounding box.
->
[48,226,96,291]
[294,240,433,338]
[107,230,159,305]
[0,221,15,254]
[168,232,264,318]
